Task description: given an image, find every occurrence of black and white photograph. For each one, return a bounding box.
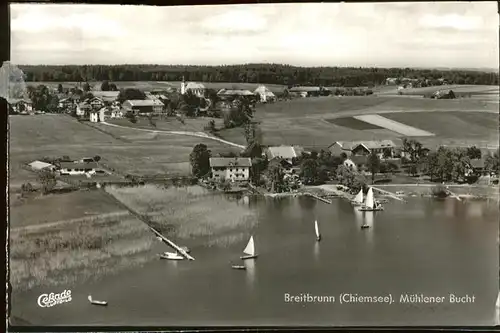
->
[4,1,500,328]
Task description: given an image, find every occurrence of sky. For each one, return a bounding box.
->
[9,2,500,69]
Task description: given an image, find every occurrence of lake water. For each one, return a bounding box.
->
[11,195,499,327]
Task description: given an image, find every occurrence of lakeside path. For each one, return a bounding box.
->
[101,121,246,149]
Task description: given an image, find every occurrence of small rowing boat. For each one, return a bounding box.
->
[160,252,184,260]
[231,265,246,270]
[88,295,107,306]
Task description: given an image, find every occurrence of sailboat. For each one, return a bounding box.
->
[351,189,364,206]
[88,295,108,306]
[359,188,384,212]
[240,236,258,260]
[496,291,500,308]
[315,220,321,241]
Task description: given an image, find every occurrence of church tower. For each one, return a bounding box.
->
[181,76,186,95]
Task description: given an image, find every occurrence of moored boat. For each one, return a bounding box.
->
[231,265,246,270]
[359,188,384,211]
[160,252,184,260]
[240,236,258,260]
[351,189,364,206]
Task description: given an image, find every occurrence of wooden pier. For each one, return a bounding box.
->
[371,187,407,202]
[304,192,332,204]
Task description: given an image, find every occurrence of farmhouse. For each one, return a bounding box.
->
[254,85,276,103]
[465,159,487,177]
[217,89,255,100]
[59,162,98,175]
[76,102,91,118]
[265,145,304,164]
[351,140,396,158]
[58,98,74,110]
[328,141,357,157]
[91,91,120,104]
[86,97,105,110]
[209,157,252,182]
[122,99,164,115]
[9,98,33,114]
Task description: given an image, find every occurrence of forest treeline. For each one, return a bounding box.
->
[18,64,499,87]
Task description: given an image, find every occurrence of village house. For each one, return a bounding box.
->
[91,91,120,105]
[254,85,276,103]
[76,102,91,118]
[465,159,487,177]
[351,140,396,159]
[209,157,252,182]
[59,161,98,176]
[328,141,357,157]
[86,97,105,110]
[122,99,164,115]
[58,97,74,110]
[28,160,56,172]
[265,145,304,164]
[217,89,255,100]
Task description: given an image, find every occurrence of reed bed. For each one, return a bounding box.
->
[10,212,155,292]
[106,184,258,243]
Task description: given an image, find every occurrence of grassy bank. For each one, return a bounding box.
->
[105,184,258,246]
[10,212,155,292]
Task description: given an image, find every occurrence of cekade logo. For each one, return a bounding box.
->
[37,290,72,308]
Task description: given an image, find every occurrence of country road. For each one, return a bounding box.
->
[101,121,246,149]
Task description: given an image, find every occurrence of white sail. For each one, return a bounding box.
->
[315,220,320,238]
[496,291,500,308]
[365,188,374,209]
[243,236,255,256]
[353,189,364,203]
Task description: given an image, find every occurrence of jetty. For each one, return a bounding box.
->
[304,192,332,204]
[371,186,407,202]
[446,189,462,201]
[99,188,195,260]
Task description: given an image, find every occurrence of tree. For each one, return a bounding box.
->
[300,158,320,185]
[250,157,267,185]
[93,155,101,162]
[205,120,216,134]
[83,82,90,92]
[37,169,56,194]
[485,148,499,175]
[466,146,482,160]
[101,80,110,91]
[366,152,381,184]
[217,177,232,192]
[148,113,156,128]
[267,162,286,193]
[57,83,63,93]
[109,83,118,91]
[117,88,146,103]
[336,164,366,193]
[189,144,212,178]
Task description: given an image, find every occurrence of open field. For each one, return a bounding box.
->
[27,81,287,93]
[10,189,126,228]
[9,115,242,184]
[218,95,498,149]
[10,210,155,292]
[353,114,435,136]
[379,84,499,96]
[325,117,385,130]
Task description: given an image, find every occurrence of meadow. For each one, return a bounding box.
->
[379,84,499,96]
[217,95,499,150]
[9,114,241,187]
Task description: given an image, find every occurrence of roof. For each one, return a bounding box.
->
[77,102,91,109]
[60,162,98,169]
[289,86,321,92]
[217,89,255,96]
[186,82,206,90]
[9,98,32,104]
[123,99,162,107]
[209,157,252,168]
[92,91,120,102]
[469,159,485,168]
[28,161,55,170]
[352,140,396,150]
[328,141,357,151]
[266,146,300,160]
